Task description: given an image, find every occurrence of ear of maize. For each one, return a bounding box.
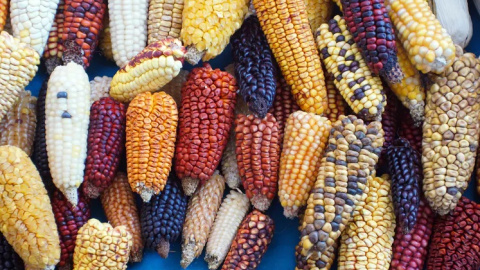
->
[0,232,24,270]
[159,69,189,107]
[148,0,183,44]
[268,76,300,142]
[378,89,399,166]
[0,0,7,31]
[89,76,112,103]
[295,225,337,270]
[98,11,113,61]
[324,73,347,123]
[303,0,333,33]
[43,0,65,74]
[398,105,422,153]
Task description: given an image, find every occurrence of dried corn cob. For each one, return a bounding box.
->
[0,31,39,123]
[0,90,37,156]
[98,12,113,61]
[181,171,225,268]
[0,0,7,31]
[304,0,333,32]
[126,91,178,202]
[89,76,111,103]
[316,16,386,121]
[422,47,480,215]
[378,89,399,166]
[324,74,347,123]
[52,189,90,270]
[109,38,185,103]
[205,190,250,270]
[175,64,237,195]
[0,145,60,269]
[159,69,189,106]
[0,232,24,270]
[148,0,183,44]
[43,0,65,74]
[46,61,91,206]
[295,238,337,270]
[278,111,331,218]
[73,219,132,270]
[221,210,274,270]
[101,172,144,262]
[253,0,327,115]
[385,0,455,74]
[398,105,422,153]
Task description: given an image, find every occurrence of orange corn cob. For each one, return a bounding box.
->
[0,0,7,31]
[324,73,346,123]
[44,0,65,74]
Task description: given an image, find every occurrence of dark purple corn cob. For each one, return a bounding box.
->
[231,15,277,118]
[0,233,24,270]
[398,105,422,153]
[378,89,399,167]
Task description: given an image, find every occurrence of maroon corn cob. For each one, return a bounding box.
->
[398,105,422,153]
[378,89,399,167]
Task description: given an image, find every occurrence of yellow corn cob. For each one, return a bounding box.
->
[43,0,64,75]
[148,0,184,44]
[0,91,37,155]
[304,0,333,32]
[159,69,189,106]
[99,12,113,61]
[253,0,327,115]
[324,74,347,123]
[278,111,331,218]
[181,171,225,268]
[385,0,455,74]
[90,76,112,104]
[0,0,8,31]
[0,145,60,269]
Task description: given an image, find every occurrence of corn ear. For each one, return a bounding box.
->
[148,0,184,44]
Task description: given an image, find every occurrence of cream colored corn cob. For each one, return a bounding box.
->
[205,190,250,270]
[46,62,90,206]
[159,69,189,106]
[0,0,8,31]
[304,0,333,32]
[90,76,112,104]
[148,0,184,44]
[108,0,148,68]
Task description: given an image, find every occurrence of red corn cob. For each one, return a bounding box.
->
[378,89,399,167]
[398,105,422,153]
[44,0,65,74]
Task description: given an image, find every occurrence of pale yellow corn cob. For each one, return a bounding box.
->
[0,0,8,31]
[304,0,333,32]
[90,76,112,104]
[159,69,189,106]
[99,13,114,61]
[148,0,184,44]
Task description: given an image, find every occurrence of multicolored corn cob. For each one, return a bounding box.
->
[295,238,337,270]
[221,210,274,270]
[278,111,331,218]
[304,0,333,32]
[0,145,60,269]
[89,75,112,103]
[398,105,422,153]
[126,91,178,202]
[324,74,347,123]
[181,171,225,268]
[159,69,189,107]
[147,0,184,44]
[98,12,113,61]
[101,172,144,262]
[43,0,65,74]
[378,89,399,166]
[0,232,24,270]
[316,16,386,121]
[253,0,327,115]
[0,0,7,31]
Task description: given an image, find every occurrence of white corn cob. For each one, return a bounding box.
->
[90,76,112,104]
[159,69,189,106]
[147,0,184,44]
[10,0,60,55]
[108,0,148,68]
[46,62,90,206]
[205,190,250,270]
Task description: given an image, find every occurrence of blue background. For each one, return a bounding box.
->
[23,2,480,269]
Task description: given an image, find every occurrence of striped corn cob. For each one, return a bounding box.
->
[147,0,183,44]
[180,0,249,65]
[98,12,113,61]
[316,16,386,121]
[181,171,225,268]
[0,90,37,156]
[73,219,132,270]
[108,0,147,68]
[398,105,422,153]
[220,210,274,270]
[324,73,347,123]
[337,174,396,270]
[89,76,112,103]
[52,189,90,270]
[0,0,7,31]
[422,47,480,215]
[295,239,337,270]
[126,91,178,202]
[253,0,327,115]
[159,69,189,107]
[304,0,333,32]
[101,172,144,262]
[385,0,455,74]
[46,61,91,206]
[43,0,64,74]
[109,38,186,103]
[205,190,250,270]
[0,232,24,270]
[175,64,237,196]
[278,111,331,218]
[0,145,60,269]
[378,89,399,167]
[0,31,39,123]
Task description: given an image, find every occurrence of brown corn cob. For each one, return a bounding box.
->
[0,0,7,31]
[324,73,347,123]
[89,75,112,103]
[159,69,189,107]
[44,0,65,74]
[98,12,113,61]
[147,0,184,44]
[398,105,422,154]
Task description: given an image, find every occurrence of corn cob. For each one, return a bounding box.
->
[0,0,7,31]
[278,111,331,218]
[175,64,237,196]
[109,38,185,103]
[0,31,39,123]
[108,0,147,68]
[0,90,37,156]
[427,196,480,270]
[101,172,144,262]
[181,171,225,268]
[159,69,189,107]
[140,177,187,259]
[0,232,24,270]
[422,47,480,215]
[98,12,113,61]
[378,89,399,167]
[0,145,60,269]
[332,0,342,10]
[46,61,91,206]
[89,75,111,103]
[43,0,65,74]
[295,234,337,270]
[220,210,274,270]
[147,0,183,44]
[316,16,386,121]
[324,73,347,123]
[385,0,455,74]
[253,0,327,115]
[126,91,178,202]
[398,105,422,153]
[73,219,132,270]
[304,0,333,32]
[205,190,250,270]
[52,189,90,270]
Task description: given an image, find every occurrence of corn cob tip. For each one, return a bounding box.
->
[384,61,405,84]
[155,238,170,259]
[62,40,84,68]
[185,46,205,65]
[45,57,63,75]
[181,177,199,196]
[135,183,155,202]
[411,102,425,126]
[251,193,272,212]
[180,241,195,268]
[204,254,220,270]
[83,181,101,199]
[65,187,78,207]
[283,206,301,219]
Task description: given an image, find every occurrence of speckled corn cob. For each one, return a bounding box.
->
[0,91,37,156]
[159,69,189,106]
[0,0,7,31]
[0,31,40,123]
[181,171,225,268]
[221,210,274,270]
[89,76,111,103]
[0,145,60,269]
[253,0,327,115]
[422,47,480,215]
[385,0,455,74]
[43,0,64,74]
[205,190,250,270]
[304,0,333,32]
[98,12,113,61]
[126,91,178,202]
[398,105,422,153]
[109,38,185,103]
[295,235,337,270]
[378,89,399,166]
[316,16,386,121]
[73,219,132,270]
[324,73,347,123]
[278,111,331,218]
[0,232,24,270]
[148,0,183,44]
[101,172,144,262]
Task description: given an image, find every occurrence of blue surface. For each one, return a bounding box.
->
[23,2,480,269]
